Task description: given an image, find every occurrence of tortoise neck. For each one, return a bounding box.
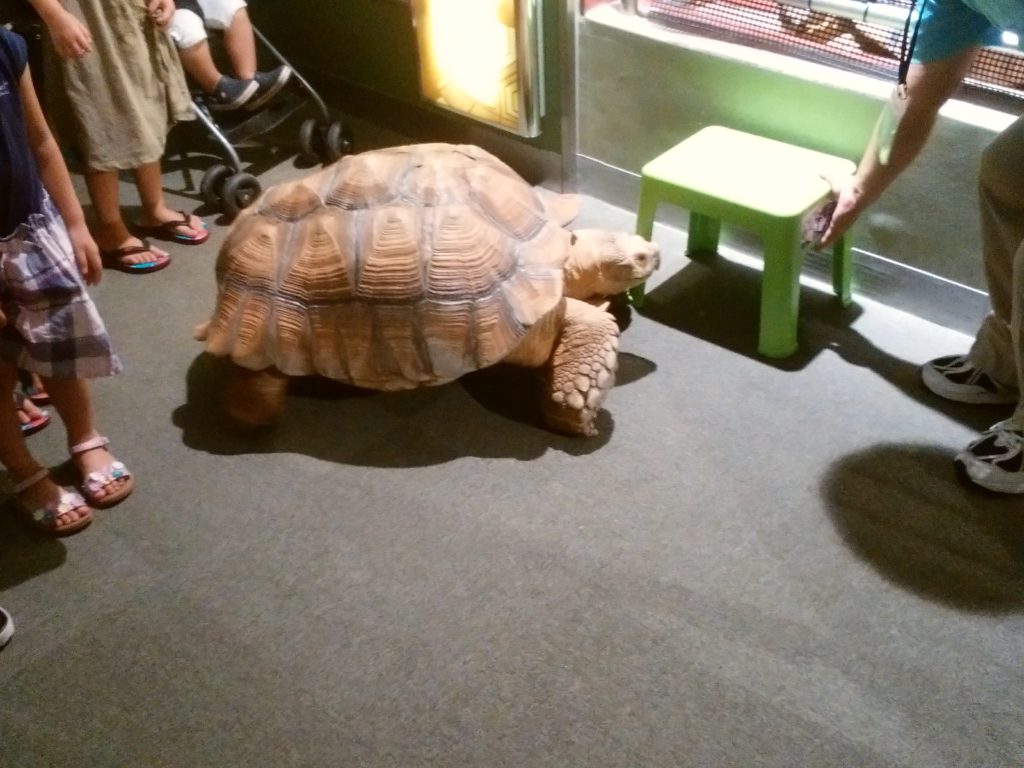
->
[564,232,607,300]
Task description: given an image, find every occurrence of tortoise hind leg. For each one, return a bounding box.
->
[223,363,289,427]
[542,298,619,437]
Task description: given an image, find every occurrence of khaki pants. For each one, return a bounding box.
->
[967,113,1024,425]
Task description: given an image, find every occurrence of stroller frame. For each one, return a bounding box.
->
[183,24,352,219]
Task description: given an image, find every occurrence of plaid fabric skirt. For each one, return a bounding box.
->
[0,197,122,379]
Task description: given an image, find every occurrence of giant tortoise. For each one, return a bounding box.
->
[196,143,660,436]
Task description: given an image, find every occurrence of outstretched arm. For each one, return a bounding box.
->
[19,66,101,285]
[821,46,979,245]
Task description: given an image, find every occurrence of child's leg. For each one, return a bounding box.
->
[172,8,224,93]
[0,365,91,531]
[15,395,49,435]
[220,5,257,80]
[177,42,223,94]
[18,369,49,403]
[85,169,168,267]
[0,365,44,481]
[42,376,131,505]
[218,2,291,109]
[133,161,206,240]
[29,371,46,400]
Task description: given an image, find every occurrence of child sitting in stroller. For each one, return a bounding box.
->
[169,0,290,111]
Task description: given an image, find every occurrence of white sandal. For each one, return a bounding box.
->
[0,606,13,649]
[71,436,134,509]
[12,467,93,537]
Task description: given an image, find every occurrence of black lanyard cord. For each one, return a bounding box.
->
[897,0,925,89]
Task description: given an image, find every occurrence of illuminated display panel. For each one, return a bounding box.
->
[413,0,543,136]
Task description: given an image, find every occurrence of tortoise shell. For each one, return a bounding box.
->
[203,143,570,390]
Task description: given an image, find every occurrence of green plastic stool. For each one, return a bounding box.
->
[632,126,857,358]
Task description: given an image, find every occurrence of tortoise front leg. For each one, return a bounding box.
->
[223,363,289,427]
[542,298,619,437]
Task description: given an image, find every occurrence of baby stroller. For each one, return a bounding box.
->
[181,22,353,220]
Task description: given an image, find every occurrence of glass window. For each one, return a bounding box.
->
[629,0,1024,102]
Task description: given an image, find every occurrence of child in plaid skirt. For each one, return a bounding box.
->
[0,26,134,536]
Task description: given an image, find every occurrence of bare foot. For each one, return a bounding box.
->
[98,236,170,268]
[137,208,208,243]
[16,397,49,435]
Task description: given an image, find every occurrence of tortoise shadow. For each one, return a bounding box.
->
[170,352,657,466]
[822,442,1024,612]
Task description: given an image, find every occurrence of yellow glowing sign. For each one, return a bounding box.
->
[414,0,541,136]
[427,0,510,108]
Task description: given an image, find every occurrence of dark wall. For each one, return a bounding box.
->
[249,0,566,170]
[252,0,422,101]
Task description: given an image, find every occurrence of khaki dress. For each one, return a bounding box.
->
[45,0,194,171]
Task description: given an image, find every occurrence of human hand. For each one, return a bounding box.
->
[148,0,175,30]
[45,10,92,59]
[819,173,864,248]
[67,222,102,285]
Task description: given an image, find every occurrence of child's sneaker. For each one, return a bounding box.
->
[208,76,258,111]
[921,354,1017,405]
[247,65,292,111]
[957,421,1024,493]
[0,606,13,649]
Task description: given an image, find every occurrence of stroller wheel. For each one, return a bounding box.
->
[222,172,262,220]
[324,121,353,163]
[200,164,233,208]
[298,118,320,164]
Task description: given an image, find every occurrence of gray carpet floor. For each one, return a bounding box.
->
[1,127,1023,767]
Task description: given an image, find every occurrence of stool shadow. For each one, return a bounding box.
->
[642,252,1004,434]
[640,252,862,371]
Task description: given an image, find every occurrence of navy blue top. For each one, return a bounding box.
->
[0,28,44,238]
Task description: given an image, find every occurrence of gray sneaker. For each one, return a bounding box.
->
[208,76,258,111]
[957,421,1024,493]
[247,65,292,111]
[0,606,13,649]
[920,354,1017,405]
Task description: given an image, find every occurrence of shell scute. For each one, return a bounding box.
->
[356,205,426,303]
[258,182,323,221]
[418,300,475,383]
[324,148,411,209]
[425,206,515,301]
[465,164,549,242]
[473,293,525,370]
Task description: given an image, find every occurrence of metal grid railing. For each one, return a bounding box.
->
[645,0,1024,100]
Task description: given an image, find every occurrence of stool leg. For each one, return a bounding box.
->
[832,232,852,307]
[627,280,647,307]
[758,223,803,358]
[629,183,660,307]
[686,212,721,257]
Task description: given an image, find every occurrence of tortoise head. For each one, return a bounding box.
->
[563,230,661,300]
